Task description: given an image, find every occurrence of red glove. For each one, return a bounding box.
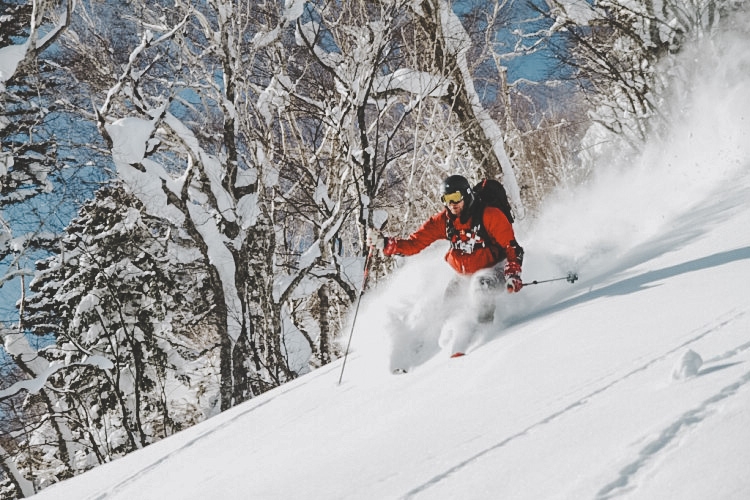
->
[504,261,523,293]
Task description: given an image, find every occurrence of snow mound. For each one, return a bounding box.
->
[672,349,703,380]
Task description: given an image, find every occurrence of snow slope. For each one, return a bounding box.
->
[30,28,750,500]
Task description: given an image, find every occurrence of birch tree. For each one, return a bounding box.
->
[280,0,436,319]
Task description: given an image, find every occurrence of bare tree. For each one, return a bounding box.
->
[541,0,741,149]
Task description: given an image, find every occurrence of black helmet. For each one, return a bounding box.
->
[441,174,474,208]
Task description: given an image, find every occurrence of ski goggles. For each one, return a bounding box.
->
[442,191,464,205]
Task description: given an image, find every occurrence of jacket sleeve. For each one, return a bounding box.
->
[383,211,447,256]
[483,207,521,264]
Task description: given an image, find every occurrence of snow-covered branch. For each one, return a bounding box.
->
[0,443,35,498]
[0,0,73,83]
[0,355,113,400]
[98,10,191,118]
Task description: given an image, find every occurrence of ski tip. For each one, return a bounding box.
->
[450,352,466,358]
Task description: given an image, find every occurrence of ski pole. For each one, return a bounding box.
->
[522,272,579,287]
[338,243,375,385]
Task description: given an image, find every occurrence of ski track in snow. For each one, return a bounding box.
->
[400,309,749,499]
[596,312,750,499]
[596,369,750,499]
[91,363,341,500]
[92,402,276,500]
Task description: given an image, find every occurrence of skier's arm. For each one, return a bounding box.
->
[483,207,521,263]
[383,212,446,256]
[484,207,524,292]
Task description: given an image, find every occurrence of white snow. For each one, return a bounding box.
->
[283,0,306,23]
[105,117,156,165]
[547,0,597,28]
[0,356,114,400]
[373,68,450,98]
[27,20,750,500]
[0,41,29,83]
[672,349,703,380]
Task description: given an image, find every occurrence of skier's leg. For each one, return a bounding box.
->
[469,261,505,323]
[439,275,470,353]
[443,274,465,306]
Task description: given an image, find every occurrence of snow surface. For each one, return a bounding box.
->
[29,25,750,500]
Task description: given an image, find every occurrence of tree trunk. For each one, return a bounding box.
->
[0,443,35,498]
[442,82,505,179]
[318,284,331,365]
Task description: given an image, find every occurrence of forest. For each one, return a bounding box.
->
[0,0,740,497]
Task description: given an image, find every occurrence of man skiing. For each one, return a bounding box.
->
[368,174,523,327]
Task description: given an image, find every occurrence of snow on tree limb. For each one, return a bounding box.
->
[0,356,114,400]
[103,116,185,225]
[0,0,73,83]
[98,11,191,117]
[372,68,450,98]
[0,41,31,83]
[0,325,109,413]
[546,0,597,28]
[103,110,246,344]
[284,0,306,22]
[0,443,35,498]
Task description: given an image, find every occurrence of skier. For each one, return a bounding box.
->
[368,174,523,328]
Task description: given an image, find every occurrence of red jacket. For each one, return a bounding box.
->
[383,206,519,275]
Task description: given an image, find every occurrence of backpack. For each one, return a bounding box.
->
[473,178,514,224]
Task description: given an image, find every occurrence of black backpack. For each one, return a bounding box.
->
[473,178,514,224]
